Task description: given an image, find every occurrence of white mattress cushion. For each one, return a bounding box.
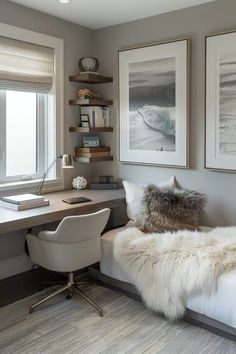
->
[187,269,236,328]
[101,226,236,328]
[101,227,130,282]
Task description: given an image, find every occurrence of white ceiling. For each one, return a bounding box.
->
[10,0,216,29]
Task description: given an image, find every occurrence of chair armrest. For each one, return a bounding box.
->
[38,230,56,241]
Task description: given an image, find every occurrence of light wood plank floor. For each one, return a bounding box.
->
[0,284,235,354]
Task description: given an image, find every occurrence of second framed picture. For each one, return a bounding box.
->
[205,30,236,171]
[119,38,190,167]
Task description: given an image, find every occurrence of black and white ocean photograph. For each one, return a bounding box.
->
[129,57,176,152]
[219,52,236,155]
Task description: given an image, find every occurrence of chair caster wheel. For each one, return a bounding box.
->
[66,294,73,299]
[98,310,104,317]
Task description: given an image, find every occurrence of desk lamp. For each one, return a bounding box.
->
[36,154,73,195]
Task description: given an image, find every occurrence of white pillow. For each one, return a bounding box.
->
[123,176,177,226]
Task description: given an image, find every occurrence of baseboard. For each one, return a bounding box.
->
[0,254,33,280]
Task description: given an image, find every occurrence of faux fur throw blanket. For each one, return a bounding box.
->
[114,227,236,320]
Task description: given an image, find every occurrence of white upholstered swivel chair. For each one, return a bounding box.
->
[26,208,110,316]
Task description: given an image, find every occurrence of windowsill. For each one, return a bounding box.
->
[0,178,64,196]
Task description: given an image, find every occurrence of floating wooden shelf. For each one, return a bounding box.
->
[69,72,113,164]
[69,98,113,106]
[69,127,113,133]
[69,73,113,84]
[73,156,113,163]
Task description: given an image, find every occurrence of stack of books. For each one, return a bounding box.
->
[75,147,111,159]
[80,106,110,127]
[0,194,49,211]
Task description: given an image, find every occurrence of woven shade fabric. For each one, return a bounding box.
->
[0,36,54,92]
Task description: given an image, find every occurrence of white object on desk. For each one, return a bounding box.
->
[0,199,49,211]
[1,193,44,205]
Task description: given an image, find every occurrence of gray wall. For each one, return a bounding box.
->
[1,0,236,279]
[0,0,94,277]
[93,0,236,227]
[0,0,97,186]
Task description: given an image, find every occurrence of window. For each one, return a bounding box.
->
[0,23,64,192]
[0,90,48,183]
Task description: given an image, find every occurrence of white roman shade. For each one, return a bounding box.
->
[0,36,54,93]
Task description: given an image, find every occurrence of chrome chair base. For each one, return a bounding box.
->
[29,272,103,317]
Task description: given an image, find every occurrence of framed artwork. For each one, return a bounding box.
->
[205,30,236,171]
[83,136,99,148]
[119,38,190,167]
[80,114,90,128]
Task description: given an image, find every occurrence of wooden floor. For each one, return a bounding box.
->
[0,284,236,354]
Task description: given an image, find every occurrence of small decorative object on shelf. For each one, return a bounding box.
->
[83,136,99,148]
[99,175,114,184]
[77,88,102,100]
[90,175,118,190]
[79,57,99,74]
[79,114,90,128]
[72,176,87,190]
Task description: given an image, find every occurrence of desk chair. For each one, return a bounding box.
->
[26,208,110,317]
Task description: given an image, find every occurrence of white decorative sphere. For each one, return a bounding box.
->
[72,176,87,190]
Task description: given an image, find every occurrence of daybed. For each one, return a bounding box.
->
[90,178,236,341]
[90,226,236,341]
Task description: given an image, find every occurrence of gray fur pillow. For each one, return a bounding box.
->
[141,184,207,233]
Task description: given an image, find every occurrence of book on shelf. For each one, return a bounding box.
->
[0,199,49,211]
[1,193,44,205]
[75,147,110,153]
[80,106,110,127]
[76,151,111,158]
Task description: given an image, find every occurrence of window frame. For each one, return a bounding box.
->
[0,23,64,194]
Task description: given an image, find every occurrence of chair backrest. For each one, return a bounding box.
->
[38,208,110,243]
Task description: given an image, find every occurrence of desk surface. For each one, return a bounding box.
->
[0,189,126,235]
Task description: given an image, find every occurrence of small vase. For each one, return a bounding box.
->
[79,57,99,72]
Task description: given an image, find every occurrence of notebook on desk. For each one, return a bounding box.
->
[63,197,91,204]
